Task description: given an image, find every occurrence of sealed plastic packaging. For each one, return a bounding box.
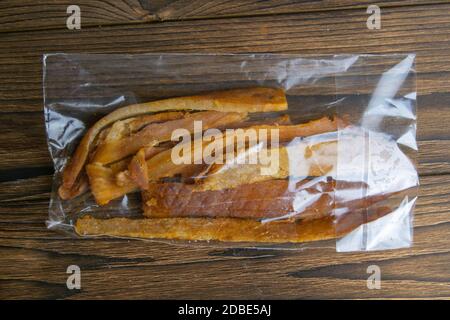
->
[44,53,418,251]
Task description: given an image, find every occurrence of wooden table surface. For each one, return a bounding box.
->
[1,1,449,300]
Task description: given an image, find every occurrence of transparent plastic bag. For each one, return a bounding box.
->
[334,55,418,251]
[44,53,417,251]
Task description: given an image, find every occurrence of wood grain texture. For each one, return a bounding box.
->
[0,2,449,299]
[1,1,447,32]
[140,0,449,22]
[1,92,448,173]
[0,175,449,299]
[2,4,450,112]
[0,0,153,32]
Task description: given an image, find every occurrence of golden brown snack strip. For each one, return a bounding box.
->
[92,111,247,164]
[60,111,183,199]
[128,148,150,190]
[91,117,344,205]
[60,87,286,199]
[142,179,390,220]
[75,206,391,243]
[86,163,137,205]
[195,140,336,191]
[87,155,206,205]
[118,117,342,188]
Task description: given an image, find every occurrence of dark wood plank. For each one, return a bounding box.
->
[0,0,154,33]
[0,173,446,225]
[140,0,449,22]
[1,130,448,176]
[0,175,448,299]
[0,92,447,175]
[1,1,447,33]
[1,4,450,112]
[1,173,446,226]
